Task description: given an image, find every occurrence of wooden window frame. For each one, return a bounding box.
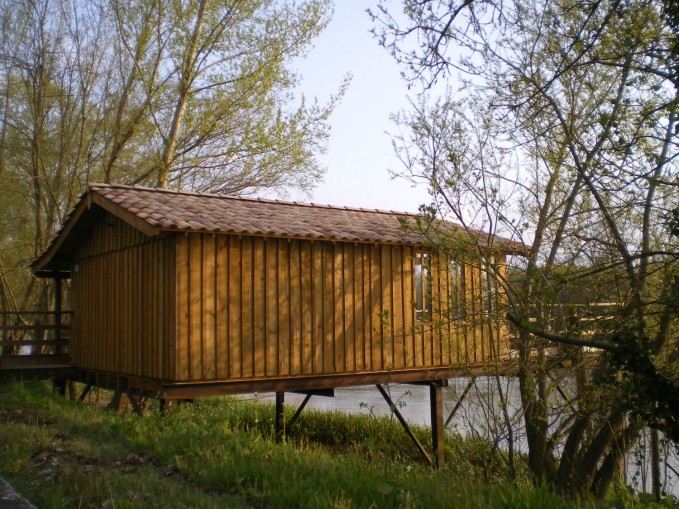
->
[415,252,432,322]
[449,258,466,321]
[480,256,499,319]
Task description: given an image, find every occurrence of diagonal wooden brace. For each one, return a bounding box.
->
[375,383,433,466]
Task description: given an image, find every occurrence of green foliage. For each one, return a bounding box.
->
[601,328,679,443]
[667,208,679,238]
[0,380,630,509]
[376,0,679,498]
[0,0,343,310]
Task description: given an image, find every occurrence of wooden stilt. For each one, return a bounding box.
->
[79,383,93,401]
[376,384,432,466]
[430,382,445,468]
[288,393,312,429]
[286,390,333,429]
[159,398,179,413]
[445,377,475,426]
[67,381,76,400]
[107,390,123,411]
[52,379,66,396]
[54,277,62,355]
[275,392,285,442]
[125,391,144,415]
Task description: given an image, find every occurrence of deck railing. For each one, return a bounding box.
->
[0,310,72,368]
[507,303,616,359]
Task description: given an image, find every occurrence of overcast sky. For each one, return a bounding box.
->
[291,2,431,213]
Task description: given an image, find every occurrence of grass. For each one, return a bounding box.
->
[0,379,672,508]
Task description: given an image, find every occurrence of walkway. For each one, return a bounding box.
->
[0,477,35,509]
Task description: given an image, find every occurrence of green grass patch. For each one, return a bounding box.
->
[0,379,671,508]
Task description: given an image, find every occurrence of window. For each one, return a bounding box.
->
[449,258,466,320]
[415,252,432,321]
[481,256,499,318]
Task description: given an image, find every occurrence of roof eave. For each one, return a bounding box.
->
[31,193,93,274]
[32,187,161,276]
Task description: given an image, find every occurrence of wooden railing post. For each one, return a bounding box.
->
[54,277,62,355]
[0,310,71,367]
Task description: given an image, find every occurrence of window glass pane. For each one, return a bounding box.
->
[415,253,431,321]
[449,258,465,320]
[481,257,498,318]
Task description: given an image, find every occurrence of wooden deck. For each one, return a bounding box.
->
[0,353,74,381]
[0,311,72,378]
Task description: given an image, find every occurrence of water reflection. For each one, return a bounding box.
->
[247,377,677,499]
[252,378,519,427]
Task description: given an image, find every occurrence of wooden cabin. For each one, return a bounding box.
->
[32,183,521,400]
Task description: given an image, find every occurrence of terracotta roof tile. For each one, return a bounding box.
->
[89,183,435,246]
[32,183,527,275]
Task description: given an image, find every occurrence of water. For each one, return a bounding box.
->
[251,378,519,429]
[247,377,678,499]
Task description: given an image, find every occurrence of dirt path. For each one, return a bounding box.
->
[0,476,36,509]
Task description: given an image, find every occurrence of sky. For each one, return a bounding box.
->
[290,2,431,213]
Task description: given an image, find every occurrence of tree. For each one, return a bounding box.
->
[0,0,341,310]
[374,0,679,498]
[142,0,342,191]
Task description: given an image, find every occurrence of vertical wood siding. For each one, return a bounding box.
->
[69,213,509,383]
[70,214,176,378]
[173,233,510,382]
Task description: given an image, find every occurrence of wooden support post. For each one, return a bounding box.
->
[125,391,144,416]
[67,381,76,400]
[107,390,123,411]
[288,393,312,429]
[52,379,66,396]
[54,277,62,355]
[275,392,285,442]
[79,383,93,402]
[159,398,180,413]
[430,382,445,469]
[651,428,661,501]
[445,377,475,427]
[286,389,333,429]
[160,398,171,413]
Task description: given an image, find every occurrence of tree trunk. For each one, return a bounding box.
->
[518,337,550,483]
[158,0,208,187]
[591,419,642,498]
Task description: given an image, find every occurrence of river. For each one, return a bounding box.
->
[248,377,678,499]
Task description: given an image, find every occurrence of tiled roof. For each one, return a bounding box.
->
[33,183,524,275]
[90,183,432,245]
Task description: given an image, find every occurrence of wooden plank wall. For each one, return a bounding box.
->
[430,252,511,369]
[174,233,510,382]
[71,214,176,378]
[70,215,509,384]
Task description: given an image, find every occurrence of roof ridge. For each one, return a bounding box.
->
[88,182,418,217]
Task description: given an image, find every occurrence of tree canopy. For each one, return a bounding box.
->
[373,0,679,498]
[0,0,342,310]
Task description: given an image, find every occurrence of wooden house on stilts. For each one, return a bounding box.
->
[28,183,523,466]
